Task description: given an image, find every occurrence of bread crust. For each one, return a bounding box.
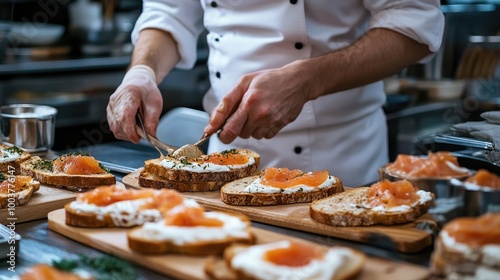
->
[0,177,40,209]
[143,149,260,182]
[138,171,226,192]
[220,175,344,206]
[127,212,255,255]
[20,156,116,191]
[310,187,434,227]
[65,203,119,228]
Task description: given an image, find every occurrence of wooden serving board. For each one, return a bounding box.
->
[122,170,436,253]
[0,185,76,223]
[48,209,429,280]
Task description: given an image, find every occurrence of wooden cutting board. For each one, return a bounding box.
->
[48,209,430,280]
[0,185,76,223]
[122,170,436,253]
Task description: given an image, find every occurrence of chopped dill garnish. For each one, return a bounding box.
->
[4,146,24,155]
[64,151,90,157]
[33,159,53,172]
[0,173,5,181]
[179,157,192,165]
[220,149,238,155]
[99,163,111,173]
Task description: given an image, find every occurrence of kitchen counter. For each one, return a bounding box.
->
[0,141,435,278]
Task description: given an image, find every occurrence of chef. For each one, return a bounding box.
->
[107,0,444,187]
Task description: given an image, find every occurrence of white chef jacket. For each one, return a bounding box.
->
[132,0,444,187]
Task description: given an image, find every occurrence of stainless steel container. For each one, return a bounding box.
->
[0,104,57,153]
[450,178,500,216]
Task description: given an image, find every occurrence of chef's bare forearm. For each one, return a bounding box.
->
[299,28,431,100]
[130,28,181,83]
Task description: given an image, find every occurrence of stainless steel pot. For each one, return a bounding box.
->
[450,178,500,217]
[0,104,57,153]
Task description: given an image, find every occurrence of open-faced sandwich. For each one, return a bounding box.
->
[139,148,260,192]
[310,179,434,226]
[127,204,255,255]
[0,173,40,209]
[0,145,31,174]
[221,167,344,206]
[20,153,115,192]
[65,184,199,228]
[430,213,500,279]
[205,240,366,280]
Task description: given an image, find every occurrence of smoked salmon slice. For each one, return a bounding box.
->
[386,152,470,178]
[260,167,329,188]
[444,213,500,247]
[53,155,106,175]
[78,185,156,207]
[264,241,324,267]
[465,169,500,188]
[164,206,223,227]
[193,149,249,165]
[0,175,32,194]
[366,180,421,208]
[19,264,85,280]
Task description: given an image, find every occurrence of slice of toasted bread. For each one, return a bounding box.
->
[220,175,344,206]
[138,171,226,192]
[127,212,255,255]
[0,174,40,209]
[65,200,162,228]
[143,149,260,182]
[0,145,31,174]
[20,156,116,192]
[310,187,434,226]
[206,243,366,280]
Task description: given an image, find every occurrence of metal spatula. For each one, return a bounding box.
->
[136,111,175,157]
[171,132,211,159]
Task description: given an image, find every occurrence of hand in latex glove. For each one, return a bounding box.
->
[204,62,313,144]
[106,65,163,143]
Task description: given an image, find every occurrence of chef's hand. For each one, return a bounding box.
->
[204,62,313,144]
[106,65,163,143]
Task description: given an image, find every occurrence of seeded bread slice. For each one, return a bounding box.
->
[143,149,260,182]
[138,171,226,192]
[204,244,366,280]
[310,187,435,227]
[20,156,116,192]
[0,145,31,174]
[127,212,255,255]
[0,176,40,209]
[220,175,344,206]
[64,201,161,228]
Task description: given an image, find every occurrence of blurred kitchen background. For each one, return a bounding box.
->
[0,0,499,159]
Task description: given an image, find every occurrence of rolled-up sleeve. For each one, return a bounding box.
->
[132,0,204,69]
[364,0,444,53]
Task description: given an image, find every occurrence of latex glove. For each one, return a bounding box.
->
[106,65,163,143]
[204,62,313,144]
